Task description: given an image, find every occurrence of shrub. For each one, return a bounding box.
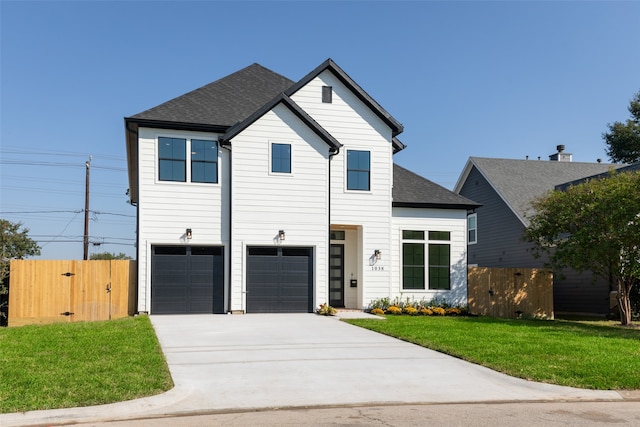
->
[419,308,433,316]
[386,305,402,315]
[445,307,462,316]
[370,308,385,316]
[403,306,418,315]
[431,307,446,316]
[316,303,337,316]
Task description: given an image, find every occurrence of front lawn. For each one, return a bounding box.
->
[346,316,640,390]
[0,316,173,414]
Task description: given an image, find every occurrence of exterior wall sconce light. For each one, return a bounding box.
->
[374,249,381,260]
[186,228,193,239]
[278,230,285,241]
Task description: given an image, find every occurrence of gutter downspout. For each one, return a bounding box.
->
[219,138,232,314]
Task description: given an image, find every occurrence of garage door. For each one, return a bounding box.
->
[246,247,313,313]
[151,246,224,314]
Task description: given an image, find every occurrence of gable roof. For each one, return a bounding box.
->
[285,59,404,137]
[455,157,622,226]
[128,63,294,129]
[220,93,341,152]
[393,164,480,209]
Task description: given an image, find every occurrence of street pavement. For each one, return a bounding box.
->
[0,313,629,427]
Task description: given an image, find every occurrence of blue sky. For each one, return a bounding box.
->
[2,1,639,260]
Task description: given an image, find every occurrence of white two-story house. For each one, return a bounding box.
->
[125,59,479,314]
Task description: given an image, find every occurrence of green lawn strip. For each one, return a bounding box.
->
[0,316,173,414]
[346,316,640,390]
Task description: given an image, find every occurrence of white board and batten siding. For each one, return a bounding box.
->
[136,127,230,313]
[392,207,469,307]
[228,104,331,312]
[291,70,395,308]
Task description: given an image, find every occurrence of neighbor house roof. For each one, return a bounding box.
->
[393,164,480,209]
[555,161,638,190]
[454,157,623,226]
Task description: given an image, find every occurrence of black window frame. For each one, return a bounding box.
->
[191,139,219,184]
[401,229,452,291]
[271,143,292,174]
[346,149,370,191]
[158,137,187,182]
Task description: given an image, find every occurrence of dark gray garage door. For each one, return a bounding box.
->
[246,247,313,313]
[151,246,224,314]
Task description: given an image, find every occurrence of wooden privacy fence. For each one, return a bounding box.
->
[467,267,554,319]
[8,260,136,327]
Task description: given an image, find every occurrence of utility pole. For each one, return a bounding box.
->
[83,156,92,260]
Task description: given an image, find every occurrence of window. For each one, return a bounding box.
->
[158,137,186,182]
[191,139,218,183]
[402,230,451,290]
[322,86,333,103]
[428,243,450,290]
[347,150,370,191]
[468,213,477,244]
[158,137,218,184]
[272,143,291,173]
[330,230,345,240]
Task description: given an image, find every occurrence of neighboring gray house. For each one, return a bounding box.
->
[454,146,625,315]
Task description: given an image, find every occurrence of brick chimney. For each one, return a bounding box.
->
[549,145,572,162]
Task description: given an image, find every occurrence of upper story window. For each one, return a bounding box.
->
[191,139,218,183]
[402,230,451,290]
[468,213,477,244]
[322,86,333,103]
[158,136,218,184]
[271,143,291,173]
[159,137,186,182]
[346,150,370,191]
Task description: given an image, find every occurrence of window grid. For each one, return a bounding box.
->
[271,143,291,174]
[158,137,218,184]
[346,150,370,191]
[401,230,451,290]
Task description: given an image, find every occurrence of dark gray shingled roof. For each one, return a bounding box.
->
[129,63,295,127]
[462,157,623,225]
[393,164,480,209]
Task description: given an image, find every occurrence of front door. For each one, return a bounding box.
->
[329,244,344,307]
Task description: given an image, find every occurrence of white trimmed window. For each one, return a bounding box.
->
[468,213,477,245]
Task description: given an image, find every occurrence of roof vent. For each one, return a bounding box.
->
[549,145,572,162]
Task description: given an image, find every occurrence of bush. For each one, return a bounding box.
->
[370,308,385,316]
[419,308,433,316]
[386,305,402,315]
[431,307,446,316]
[445,307,462,316]
[316,303,337,316]
[403,306,418,315]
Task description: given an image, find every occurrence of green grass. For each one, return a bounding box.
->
[346,316,640,390]
[0,316,173,414]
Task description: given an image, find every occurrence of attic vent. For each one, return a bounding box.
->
[322,86,333,103]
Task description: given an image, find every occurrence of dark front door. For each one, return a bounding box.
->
[151,245,224,314]
[329,244,344,308]
[246,246,313,313]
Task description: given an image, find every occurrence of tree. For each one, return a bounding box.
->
[524,172,640,326]
[1,219,41,322]
[603,90,640,164]
[90,251,132,260]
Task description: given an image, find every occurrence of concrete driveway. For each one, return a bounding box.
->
[1,313,623,427]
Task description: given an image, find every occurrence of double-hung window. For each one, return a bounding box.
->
[271,143,291,174]
[191,139,218,183]
[402,230,451,290]
[158,137,186,182]
[467,213,477,244]
[347,150,370,191]
[158,137,218,183]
